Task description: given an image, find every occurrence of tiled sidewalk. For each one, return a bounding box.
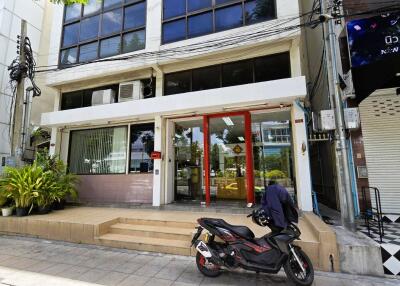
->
[0,235,399,286]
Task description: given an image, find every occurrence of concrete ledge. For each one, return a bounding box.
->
[333,226,384,277]
[302,212,340,272]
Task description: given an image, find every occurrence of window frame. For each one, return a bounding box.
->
[128,123,155,174]
[67,125,129,175]
[162,0,277,44]
[59,0,147,67]
[164,52,290,96]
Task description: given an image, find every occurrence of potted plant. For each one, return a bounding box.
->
[0,188,13,217]
[1,164,41,217]
[35,171,60,215]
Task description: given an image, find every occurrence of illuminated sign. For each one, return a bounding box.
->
[347,12,400,67]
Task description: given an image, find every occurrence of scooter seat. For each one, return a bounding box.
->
[202,218,255,239]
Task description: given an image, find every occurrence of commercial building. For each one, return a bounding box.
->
[40,0,313,211]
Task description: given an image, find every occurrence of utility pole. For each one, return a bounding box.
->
[10,19,27,166]
[320,0,356,231]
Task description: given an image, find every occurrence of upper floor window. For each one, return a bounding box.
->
[162,0,276,44]
[164,52,290,95]
[60,0,147,66]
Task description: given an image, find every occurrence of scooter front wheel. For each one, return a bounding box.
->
[283,248,314,286]
[196,252,222,277]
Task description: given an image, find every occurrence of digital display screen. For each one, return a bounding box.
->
[347,12,400,67]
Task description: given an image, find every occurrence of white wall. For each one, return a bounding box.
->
[0,0,47,156]
[45,0,303,87]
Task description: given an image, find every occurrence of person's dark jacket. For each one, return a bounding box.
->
[261,184,298,229]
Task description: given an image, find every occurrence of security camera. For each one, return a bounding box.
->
[319,14,334,23]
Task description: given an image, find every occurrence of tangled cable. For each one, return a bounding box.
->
[7,36,41,97]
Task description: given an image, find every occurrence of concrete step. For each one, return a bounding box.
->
[109,223,193,241]
[97,233,192,256]
[119,218,197,229]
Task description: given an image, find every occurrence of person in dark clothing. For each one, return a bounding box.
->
[261,180,298,232]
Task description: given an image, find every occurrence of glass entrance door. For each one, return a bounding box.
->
[208,115,247,201]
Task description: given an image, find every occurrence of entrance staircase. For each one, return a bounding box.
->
[97,218,197,256]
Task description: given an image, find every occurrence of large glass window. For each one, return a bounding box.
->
[60,1,147,66]
[164,52,290,95]
[130,124,154,173]
[162,0,277,44]
[69,127,128,174]
[61,85,119,110]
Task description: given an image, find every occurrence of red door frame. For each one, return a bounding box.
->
[203,111,255,206]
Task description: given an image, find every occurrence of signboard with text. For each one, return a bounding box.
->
[347,12,400,68]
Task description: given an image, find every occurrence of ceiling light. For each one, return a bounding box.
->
[222,117,234,126]
[238,136,245,142]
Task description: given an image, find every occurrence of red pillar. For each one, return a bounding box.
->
[203,115,211,206]
[244,112,255,204]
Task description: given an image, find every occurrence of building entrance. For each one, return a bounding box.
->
[172,110,294,206]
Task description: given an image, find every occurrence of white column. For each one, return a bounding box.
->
[146,0,162,50]
[152,115,165,206]
[291,102,313,211]
[164,119,175,204]
[48,91,61,156]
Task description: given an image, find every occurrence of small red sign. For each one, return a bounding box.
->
[151,151,162,160]
[295,119,304,124]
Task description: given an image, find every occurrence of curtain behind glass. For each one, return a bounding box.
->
[69,127,127,174]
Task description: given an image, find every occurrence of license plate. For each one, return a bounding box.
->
[196,241,212,258]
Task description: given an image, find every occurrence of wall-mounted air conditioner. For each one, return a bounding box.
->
[91,89,116,106]
[118,81,143,102]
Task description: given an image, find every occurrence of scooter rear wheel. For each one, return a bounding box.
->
[283,248,314,286]
[196,252,222,277]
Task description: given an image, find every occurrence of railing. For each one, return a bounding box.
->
[361,186,384,243]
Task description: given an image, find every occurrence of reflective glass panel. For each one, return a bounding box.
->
[65,4,81,21]
[164,71,191,95]
[163,0,186,20]
[192,66,221,91]
[162,19,186,43]
[254,53,291,82]
[222,60,253,87]
[188,0,212,12]
[60,48,78,65]
[251,112,294,203]
[80,15,99,41]
[215,4,243,32]
[69,127,127,174]
[61,91,83,110]
[124,2,146,30]
[174,119,204,201]
[101,9,123,35]
[104,0,122,9]
[100,36,121,58]
[122,30,145,53]
[130,123,155,173]
[188,12,213,38]
[83,0,101,16]
[79,42,98,62]
[245,0,276,25]
[215,0,236,5]
[62,23,79,47]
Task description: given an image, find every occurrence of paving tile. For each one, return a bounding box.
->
[96,271,129,286]
[114,261,143,274]
[314,276,345,286]
[56,265,92,280]
[76,268,108,283]
[176,271,204,285]
[172,282,199,286]
[117,274,150,286]
[23,260,54,273]
[134,264,163,277]
[130,255,153,265]
[144,278,174,286]
[40,263,75,275]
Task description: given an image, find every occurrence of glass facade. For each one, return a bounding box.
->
[164,52,291,95]
[69,126,128,174]
[130,123,155,173]
[60,0,147,65]
[162,0,276,43]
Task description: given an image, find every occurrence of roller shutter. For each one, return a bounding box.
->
[359,92,400,214]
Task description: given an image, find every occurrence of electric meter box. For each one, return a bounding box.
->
[344,108,360,129]
[319,110,336,131]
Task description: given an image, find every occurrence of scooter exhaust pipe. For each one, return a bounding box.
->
[195,241,224,266]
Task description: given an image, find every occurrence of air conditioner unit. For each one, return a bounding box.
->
[118,81,143,102]
[91,89,116,106]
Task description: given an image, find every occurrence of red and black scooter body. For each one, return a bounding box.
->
[191,217,301,274]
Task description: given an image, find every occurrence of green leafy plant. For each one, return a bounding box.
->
[1,164,42,210]
[49,0,89,5]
